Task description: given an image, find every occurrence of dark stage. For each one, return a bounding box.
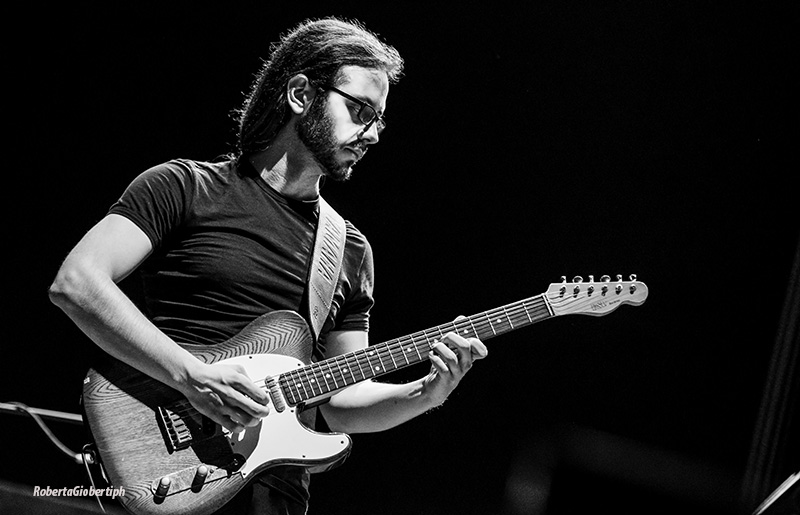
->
[4,2,798,514]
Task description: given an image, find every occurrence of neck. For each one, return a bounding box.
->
[248,130,324,201]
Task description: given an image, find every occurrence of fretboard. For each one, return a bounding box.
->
[279,294,553,406]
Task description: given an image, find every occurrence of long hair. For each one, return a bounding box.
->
[235,17,403,158]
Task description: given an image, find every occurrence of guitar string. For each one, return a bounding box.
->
[160,287,638,418]
[277,288,639,403]
[255,300,553,402]
[162,299,564,418]
[164,300,555,419]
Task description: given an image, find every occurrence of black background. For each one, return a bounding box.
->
[3,2,798,514]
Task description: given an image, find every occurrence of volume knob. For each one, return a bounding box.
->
[154,476,171,501]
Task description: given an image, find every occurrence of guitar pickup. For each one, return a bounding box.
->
[264,376,286,413]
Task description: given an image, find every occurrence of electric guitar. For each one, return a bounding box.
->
[82,275,648,515]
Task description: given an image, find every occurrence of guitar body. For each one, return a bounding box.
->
[82,311,351,515]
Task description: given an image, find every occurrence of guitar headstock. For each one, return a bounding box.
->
[546,274,648,316]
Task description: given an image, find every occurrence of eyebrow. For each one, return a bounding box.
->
[343,90,384,116]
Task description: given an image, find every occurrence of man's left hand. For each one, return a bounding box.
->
[424,320,488,406]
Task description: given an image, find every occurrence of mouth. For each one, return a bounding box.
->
[345,146,366,161]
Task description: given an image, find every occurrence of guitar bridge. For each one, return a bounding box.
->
[158,404,192,452]
[157,402,215,453]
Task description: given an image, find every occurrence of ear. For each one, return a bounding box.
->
[286,74,316,115]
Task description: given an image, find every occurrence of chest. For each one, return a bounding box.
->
[143,187,320,311]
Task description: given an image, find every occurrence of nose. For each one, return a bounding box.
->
[358,120,380,145]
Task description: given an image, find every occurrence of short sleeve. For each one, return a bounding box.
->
[334,233,375,332]
[108,161,194,248]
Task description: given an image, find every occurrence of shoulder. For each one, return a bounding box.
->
[344,219,369,248]
[340,216,372,259]
[143,158,233,185]
[131,158,244,200]
[342,219,374,276]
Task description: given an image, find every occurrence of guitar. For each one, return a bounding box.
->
[82,275,648,515]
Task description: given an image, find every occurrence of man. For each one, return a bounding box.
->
[49,17,486,514]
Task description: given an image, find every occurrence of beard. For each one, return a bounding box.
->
[295,96,354,182]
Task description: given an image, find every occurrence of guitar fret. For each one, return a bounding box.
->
[410,335,423,361]
[541,294,555,317]
[484,312,497,336]
[312,367,325,396]
[279,375,293,405]
[498,308,512,333]
[520,300,534,323]
[334,356,353,385]
[299,368,314,398]
[364,347,382,377]
[466,319,478,338]
[398,340,411,365]
[366,348,382,375]
[317,364,331,392]
[312,366,324,392]
[352,351,366,380]
[286,371,302,404]
[502,306,515,329]
[371,349,382,374]
[344,355,357,383]
[383,345,398,370]
[308,367,319,393]
[328,363,339,389]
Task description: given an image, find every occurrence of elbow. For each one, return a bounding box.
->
[319,404,352,434]
[319,402,367,434]
[48,262,90,312]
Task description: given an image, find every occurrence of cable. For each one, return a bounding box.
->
[3,401,83,465]
[82,444,106,513]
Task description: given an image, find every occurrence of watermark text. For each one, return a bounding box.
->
[32,486,126,498]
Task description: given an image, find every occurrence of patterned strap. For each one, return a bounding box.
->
[307,197,346,342]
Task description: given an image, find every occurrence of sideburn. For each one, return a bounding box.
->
[295,94,352,182]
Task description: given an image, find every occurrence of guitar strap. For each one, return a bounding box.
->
[306,197,346,343]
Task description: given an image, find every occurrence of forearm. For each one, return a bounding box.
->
[49,262,198,390]
[319,377,441,434]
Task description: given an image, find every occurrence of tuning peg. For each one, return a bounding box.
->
[600,275,610,295]
[629,274,638,281]
[570,276,583,297]
[616,274,623,282]
[559,276,567,297]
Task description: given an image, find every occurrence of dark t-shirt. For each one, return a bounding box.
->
[109,158,374,359]
[107,158,375,510]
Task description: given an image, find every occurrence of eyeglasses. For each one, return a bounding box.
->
[324,86,386,134]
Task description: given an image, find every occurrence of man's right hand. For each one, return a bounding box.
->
[181,362,271,433]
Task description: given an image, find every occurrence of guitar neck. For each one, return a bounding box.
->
[279,294,553,406]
